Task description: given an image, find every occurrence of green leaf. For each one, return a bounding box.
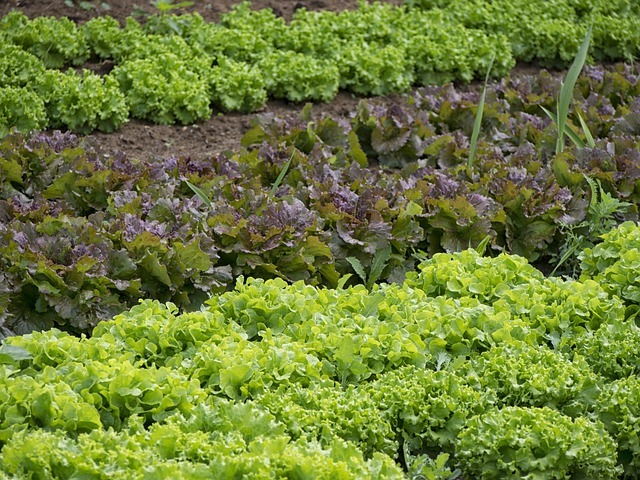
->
[0,158,23,184]
[468,52,495,169]
[177,240,211,271]
[348,130,368,167]
[140,251,172,287]
[551,154,584,187]
[541,106,585,148]
[185,180,212,208]
[556,25,592,154]
[576,109,596,148]
[362,291,385,317]
[268,150,295,201]
[336,274,353,290]
[346,256,367,284]
[369,245,392,286]
[0,344,33,364]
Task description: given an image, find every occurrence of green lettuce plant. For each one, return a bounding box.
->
[0,11,89,68]
[259,51,340,102]
[596,376,640,477]
[208,57,267,113]
[0,87,47,138]
[456,406,621,480]
[111,53,210,124]
[579,221,640,303]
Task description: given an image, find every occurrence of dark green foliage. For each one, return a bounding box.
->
[3,62,640,334]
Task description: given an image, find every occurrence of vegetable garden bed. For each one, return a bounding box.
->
[1,0,640,478]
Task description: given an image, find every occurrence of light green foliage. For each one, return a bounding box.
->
[0,11,88,68]
[407,249,625,339]
[0,44,46,88]
[405,0,640,66]
[337,43,414,96]
[456,406,621,480]
[257,384,399,458]
[363,366,488,453]
[208,57,267,113]
[590,14,640,62]
[596,376,640,477]
[0,400,404,479]
[406,249,544,299]
[579,221,640,304]
[218,1,286,46]
[406,19,513,85]
[461,342,600,415]
[0,87,47,138]
[1,328,122,371]
[407,453,460,480]
[111,53,210,124]
[0,365,103,442]
[552,177,631,278]
[0,242,637,477]
[574,318,640,380]
[258,366,487,458]
[190,23,272,63]
[279,9,343,57]
[81,15,122,59]
[259,51,340,102]
[34,69,129,133]
[1,0,638,133]
[0,353,205,438]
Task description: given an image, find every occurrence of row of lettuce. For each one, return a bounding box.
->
[1,0,640,134]
[1,63,639,337]
[1,223,640,478]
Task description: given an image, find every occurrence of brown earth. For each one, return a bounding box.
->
[0,0,410,161]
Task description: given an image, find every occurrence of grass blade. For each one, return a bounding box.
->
[576,109,596,148]
[467,53,495,169]
[185,180,212,208]
[556,25,592,154]
[541,106,586,148]
[268,150,295,201]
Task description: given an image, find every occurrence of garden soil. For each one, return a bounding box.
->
[0,0,409,161]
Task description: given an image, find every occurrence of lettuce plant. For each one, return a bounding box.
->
[574,317,640,380]
[0,87,47,139]
[456,406,621,479]
[34,69,129,133]
[596,376,640,477]
[0,11,88,68]
[111,53,210,125]
[259,51,340,102]
[208,57,267,113]
[579,221,640,303]
[0,44,45,88]
[461,342,600,416]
